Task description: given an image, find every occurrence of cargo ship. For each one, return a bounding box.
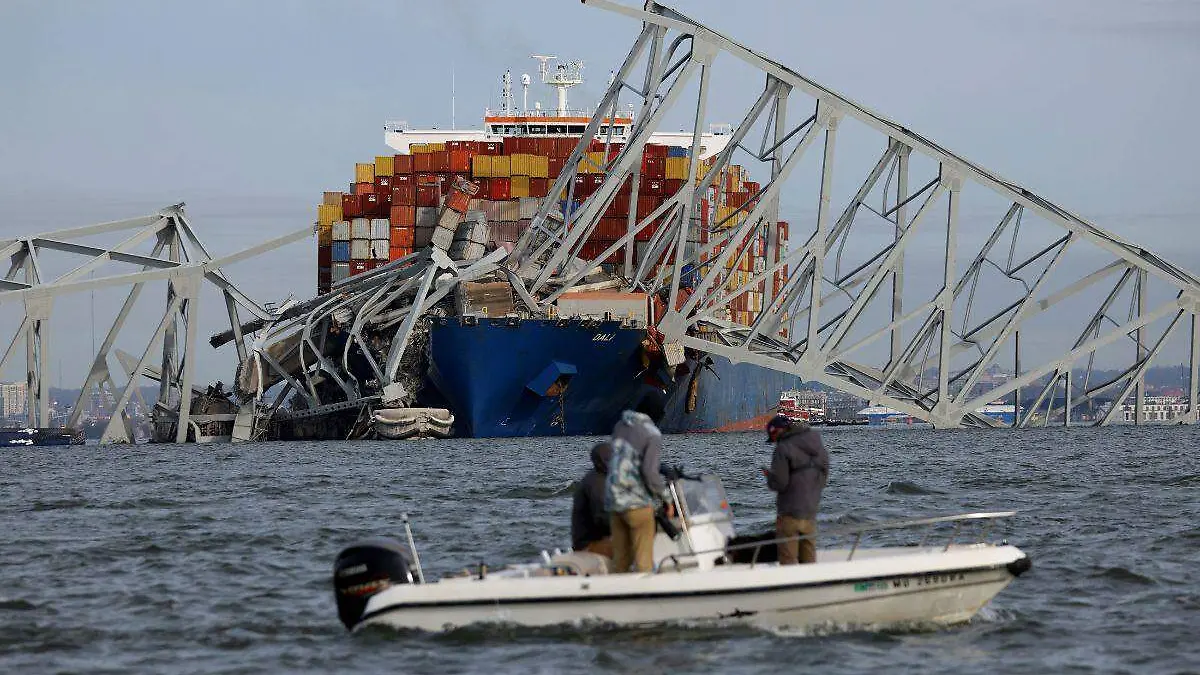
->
[300,57,799,438]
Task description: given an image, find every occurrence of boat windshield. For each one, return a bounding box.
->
[679,475,732,524]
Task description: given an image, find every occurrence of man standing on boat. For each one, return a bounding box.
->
[605,392,672,573]
[763,414,829,564]
[571,441,614,557]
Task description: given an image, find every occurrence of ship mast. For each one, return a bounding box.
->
[531,55,583,117]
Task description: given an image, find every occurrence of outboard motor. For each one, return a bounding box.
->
[332,538,415,630]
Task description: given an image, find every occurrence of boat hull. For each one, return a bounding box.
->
[357,546,1028,633]
[425,317,800,438]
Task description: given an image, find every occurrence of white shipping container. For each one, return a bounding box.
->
[351,218,371,239]
[557,291,648,323]
[415,207,439,228]
[499,200,520,222]
[350,239,371,260]
[370,239,390,260]
[438,207,462,230]
[482,200,503,222]
[331,262,351,283]
[370,218,390,240]
[431,227,455,251]
[331,220,351,241]
[518,197,540,219]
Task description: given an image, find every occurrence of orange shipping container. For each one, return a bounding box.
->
[393,154,414,174]
[390,245,413,260]
[323,191,343,206]
[449,149,472,173]
[390,226,414,247]
[390,205,415,227]
[414,153,434,173]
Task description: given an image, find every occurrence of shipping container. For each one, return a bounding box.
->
[370,218,390,239]
[317,223,333,246]
[391,184,415,206]
[317,244,332,267]
[389,245,413,261]
[355,163,375,184]
[414,225,434,248]
[350,260,370,276]
[414,152,434,173]
[667,146,689,158]
[393,154,414,174]
[363,193,384,216]
[350,218,370,239]
[449,149,472,173]
[370,239,390,260]
[518,197,540,219]
[390,225,414,248]
[375,155,394,177]
[332,220,351,241]
[510,175,530,198]
[488,177,511,201]
[350,239,371,260]
[323,191,343,206]
[317,203,342,226]
[352,182,374,196]
[332,262,350,283]
[415,207,439,228]
[416,185,439,207]
[665,157,690,180]
[529,177,549,198]
[389,204,415,227]
[331,241,351,262]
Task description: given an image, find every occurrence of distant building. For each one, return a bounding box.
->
[1,382,28,418]
[1119,396,1191,423]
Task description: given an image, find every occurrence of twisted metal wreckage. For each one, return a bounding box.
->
[9,1,1199,443]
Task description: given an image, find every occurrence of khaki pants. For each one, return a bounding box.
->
[777,516,817,565]
[582,537,613,558]
[611,506,656,573]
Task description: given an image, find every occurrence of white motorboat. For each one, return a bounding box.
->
[332,474,1030,633]
[371,407,455,439]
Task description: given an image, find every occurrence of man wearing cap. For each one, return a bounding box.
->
[762,414,829,564]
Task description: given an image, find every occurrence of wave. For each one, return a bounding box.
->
[0,598,37,611]
[497,483,575,499]
[1091,566,1158,585]
[882,481,944,496]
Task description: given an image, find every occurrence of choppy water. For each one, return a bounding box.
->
[3,426,1198,674]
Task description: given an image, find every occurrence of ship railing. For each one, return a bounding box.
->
[483,107,633,120]
[384,120,409,132]
[655,511,1017,572]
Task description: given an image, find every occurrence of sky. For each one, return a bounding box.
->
[1,0,1198,389]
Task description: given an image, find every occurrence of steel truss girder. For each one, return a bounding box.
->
[1,205,310,439]
[506,0,1200,428]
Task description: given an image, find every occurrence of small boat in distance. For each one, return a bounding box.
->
[0,426,85,447]
[332,472,1029,633]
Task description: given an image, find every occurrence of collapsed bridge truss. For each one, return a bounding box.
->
[505,0,1200,427]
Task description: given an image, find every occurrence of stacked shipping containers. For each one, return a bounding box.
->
[314,138,788,320]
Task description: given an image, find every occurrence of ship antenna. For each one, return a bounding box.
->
[451,63,456,130]
[501,70,513,116]
[521,73,531,113]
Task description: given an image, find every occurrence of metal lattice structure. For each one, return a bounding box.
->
[0,205,308,442]
[506,0,1200,427]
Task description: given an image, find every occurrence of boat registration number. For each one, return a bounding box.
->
[854,572,967,592]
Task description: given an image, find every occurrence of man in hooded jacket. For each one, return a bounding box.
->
[762,414,829,564]
[571,441,614,557]
[605,392,671,573]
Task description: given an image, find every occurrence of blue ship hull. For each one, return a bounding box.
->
[426,318,799,438]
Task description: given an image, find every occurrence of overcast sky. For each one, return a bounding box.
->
[1,0,1198,388]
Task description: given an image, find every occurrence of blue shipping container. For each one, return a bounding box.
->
[331,241,351,262]
[667,146,689,158]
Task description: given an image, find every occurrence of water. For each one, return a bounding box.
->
[3,425,1198,674]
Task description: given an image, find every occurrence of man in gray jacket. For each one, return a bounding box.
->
[762,414,829,564]
[605,392,671,573]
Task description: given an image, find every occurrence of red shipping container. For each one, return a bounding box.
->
[414,153,434,173]
[604,193,630,217]
[519,137,538,153]
[342,194,364,218]
[535,137,555,156]
[363,192,384,217]
[572,175,596,199]
[364,260,380,271]
[644,178,665,196]
[390,226,414,247]
[445,189,470,214]
[374,174,392,190]
[448,149,472,173]
[390,245,413,261]
[446,140,467,150]
[637,194,662,219]
[488,177,511,201]
[415,172,439,187]
[643,143,668,159]
[635,218,659,241]
[529,177,549,198]
[503,137,520,155]
[744,181,760,195]
[641,156,665,179]
[665,179,685,196]
[416,185,439,207]
[553,137,576,158]
[317,245,332,267]
[430,150,449,172]
[352,182,375,196]
[727,191,750,209]
[598,217,627,239]
[391,184,415,206]
[480,141,502,155]
[392,173,413,186]
[393,154,413,174]
[390,205,415,227]
[350,260,370,276]
[548,157,565,179]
